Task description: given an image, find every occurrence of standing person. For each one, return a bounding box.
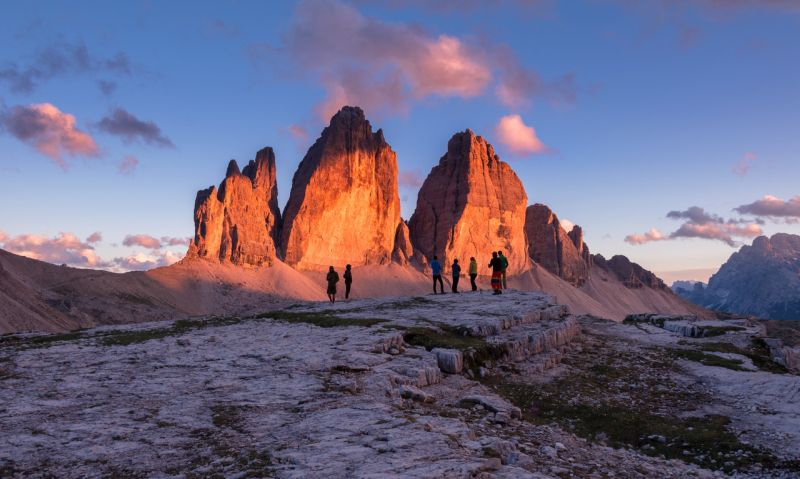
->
[430,255,444,294]
[498,250,509,289]
[488,252,503,295]
[343,264,353,299]
[468,257,478,291]
[451,259,461,293]
[326,266,339,303]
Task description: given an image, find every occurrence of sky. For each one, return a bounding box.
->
[1,0,799,280]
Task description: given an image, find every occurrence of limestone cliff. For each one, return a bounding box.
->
[408,130,529,275]
[524,204,589,286]
[280,106,401,270]
[187,147,281,266]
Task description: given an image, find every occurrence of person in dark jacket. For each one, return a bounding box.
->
[488,252,503,295]
[468,257,478,291]
[326,266,339,303]
[430,255,444,294]
[343,264,353,299]
[451,259,461,293]
[498,250,509,289]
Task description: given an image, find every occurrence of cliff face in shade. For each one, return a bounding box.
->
[408,129,529,275]
[675,233,800,320]
[392,221,414,265]
[592,254,667,290]
[187,147,281,266]
[280,106,401,271]
[524,204,590,286]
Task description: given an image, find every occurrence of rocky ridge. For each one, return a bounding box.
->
[524,204,590,286]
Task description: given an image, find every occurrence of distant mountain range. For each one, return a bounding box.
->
[673,233,800,320]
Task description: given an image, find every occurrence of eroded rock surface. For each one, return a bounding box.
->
[408,130,529,274]
[524,204,590,286]
[593,253,667,290]
[187,147,281,266]
[280,106,401,270]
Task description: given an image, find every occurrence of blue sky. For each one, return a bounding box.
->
[1,0,798,279]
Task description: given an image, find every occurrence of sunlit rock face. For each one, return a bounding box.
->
[280,106,401,270]
[187,147,281,266]
[408,129,529,275]
[592,254,667,290]
[524,204,589,286]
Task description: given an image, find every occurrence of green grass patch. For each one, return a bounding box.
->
[700,325,745,337]
[0,330,86,350]
[686,340,788,374]
[100,316,245,347]
[256,310,386,328]
[115,292,156,306]
[375,296,436,310]
[670,348,747,371]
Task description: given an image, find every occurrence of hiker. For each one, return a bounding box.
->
[451,259,461,293]
[326,266,339,303]
[343,264,353,299]
[430,255,444,294]
[488,252,503,295]
[498,250,509,289]
[468,257,478,291]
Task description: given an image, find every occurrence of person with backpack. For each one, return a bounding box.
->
[343,264,353,299]
[468,257,478,291]
[488,252,503,295]
[451,259,461,293]
[326,266,340,303]
[498,250,509,289]
[430,255,444,294]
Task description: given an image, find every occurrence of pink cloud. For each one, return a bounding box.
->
[261,0,566,119]
[122,234,162,249]
[160,236,190,246]
[495,114,547,155]
[559,218,575,233]
[0,231,104,267]
[111,250,182,271]
[731,151,756,177]
[86,232,103,243]
[735,195,800,222]
[0,103,99,168]
[119,155,139,175]
[398,170,424,189]
[624,228,667,245]
[670,222,762,246]
[288,124,308,142]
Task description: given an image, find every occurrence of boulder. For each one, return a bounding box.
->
[280,106,401,270]
[408,129,529,275]
[524,204,589,287]
[187,147,281,266]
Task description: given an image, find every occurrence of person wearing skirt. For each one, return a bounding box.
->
[488,252,503,295]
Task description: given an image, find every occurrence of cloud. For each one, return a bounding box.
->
[110,250,182,271]
[559,218,575,233]
[288,124,308,144]
[625,228,667,245]
[160,236,190,246]
[627,206,763,247]
[0,231,105,267]
[259,0,569,120]
[86,232,103,243]
[119,155,139,175]
[0,103,99,168]
[97,79,117,96]
[122,234,162,249]
[0,41,130,94]
[735,195,800,222]
[398,170,424,189]
[96,108,174,148]
[495,114,547,155]
[731,151,756,177]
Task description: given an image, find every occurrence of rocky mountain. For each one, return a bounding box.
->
[674,233,800,320]
[187,147,281,266]
[592,254,668,290]
[280,106,403,271]
[525,204,590,286]
[408,129,529,274]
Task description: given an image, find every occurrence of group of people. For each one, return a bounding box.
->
[324,251,510,303]
[429,250,509,295]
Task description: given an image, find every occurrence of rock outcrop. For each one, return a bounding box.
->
[592,254,667,290]
[524,204,590,286]
[675,233,800,320]
[392,221,414,265]
[280,106,401,270]
[408,130,528,274]
[187,147,281,266]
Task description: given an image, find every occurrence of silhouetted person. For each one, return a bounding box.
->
[498,250,509,289]
[326,266,339,303]
[344,264,353,299]
[489,252,503,295]
[430,255,444,294]
[468,257,478,291]
[451,259,461,293]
